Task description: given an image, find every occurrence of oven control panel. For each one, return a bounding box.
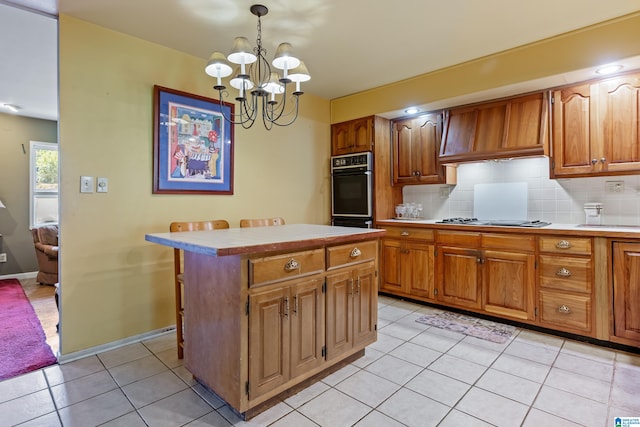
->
[331,152,372,171]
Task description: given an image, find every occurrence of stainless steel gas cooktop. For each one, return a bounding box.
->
[436,218,551,228]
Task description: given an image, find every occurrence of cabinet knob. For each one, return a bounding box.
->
[557,304,571,314]
[556,267,572,277]
[600,157,606,163]
[284,258,300,272]
[350,247,362,258]
[591,158,598,165]
[401,231,410,236]
[555,240,572,249]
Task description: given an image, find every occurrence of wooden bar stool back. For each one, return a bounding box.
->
[239,217,285,227]
[169,219,229,358]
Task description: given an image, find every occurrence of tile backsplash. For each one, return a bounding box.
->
[402,157,640,225]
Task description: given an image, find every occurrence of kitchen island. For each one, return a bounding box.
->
[145,224,385,419]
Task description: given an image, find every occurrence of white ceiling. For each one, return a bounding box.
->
[3,0,640,121]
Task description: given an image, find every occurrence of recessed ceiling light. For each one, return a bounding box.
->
[404,107,419,115]
[2,103,22,113]
[595,64,623,75]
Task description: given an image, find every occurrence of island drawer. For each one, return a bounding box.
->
[539,290,592,333]
[249,248,325,287]
[327,240,377,270]
[539,236,592,255]
[539,255,592,293]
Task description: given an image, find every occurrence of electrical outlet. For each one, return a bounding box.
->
[605,181,624,193]
[80,176,94,193]
[0,253,7,263]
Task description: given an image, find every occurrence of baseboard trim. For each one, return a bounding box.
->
[57,326,177,364]
[0,271,38,280]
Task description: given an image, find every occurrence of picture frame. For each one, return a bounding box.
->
[153,85,234,195]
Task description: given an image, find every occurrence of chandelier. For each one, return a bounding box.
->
[204,4,311,130]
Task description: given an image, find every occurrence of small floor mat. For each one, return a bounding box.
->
[415,311,516,343]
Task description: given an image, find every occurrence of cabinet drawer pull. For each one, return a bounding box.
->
[556,240,572,249]
[556,268,572,277]
[283,297,289,318]
[557,304,571,314]
[401,231,410,236]
[284,259,299,272]
[350,247,362,258]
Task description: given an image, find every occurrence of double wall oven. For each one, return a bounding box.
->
[331,152,373,228]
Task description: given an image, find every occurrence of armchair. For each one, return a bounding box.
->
[31,225,59,285]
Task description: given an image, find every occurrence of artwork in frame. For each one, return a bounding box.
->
[153,85,234,194]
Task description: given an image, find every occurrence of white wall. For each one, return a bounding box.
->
[403,157,640,225]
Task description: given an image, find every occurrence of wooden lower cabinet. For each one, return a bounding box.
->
[326,261,377,360]
[381,238,435,299]
[483,250,535,321]
[436,245,482,309]
[612,242,640,345]
[248,277,324,399]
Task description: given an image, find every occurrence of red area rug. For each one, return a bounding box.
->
[0,279,57,380]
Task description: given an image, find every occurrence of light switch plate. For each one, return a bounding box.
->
[80,176,94,193]
[97,177,108,193]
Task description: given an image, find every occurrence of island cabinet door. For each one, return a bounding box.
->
[325,269,354,360]
[290,278,325,378]
[248,286,290,399]
[352,262,377,348]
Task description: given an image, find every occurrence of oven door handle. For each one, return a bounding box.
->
[331,170,372,177]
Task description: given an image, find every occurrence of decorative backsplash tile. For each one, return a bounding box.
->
[403,157,640,225]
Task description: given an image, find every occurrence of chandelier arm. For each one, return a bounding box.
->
[268,95,301,127]
[215,88,256,126]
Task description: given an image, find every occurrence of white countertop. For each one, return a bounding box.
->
[376,219,640,235]
[145,224,385,256]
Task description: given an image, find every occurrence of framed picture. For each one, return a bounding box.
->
[153,85,234,194]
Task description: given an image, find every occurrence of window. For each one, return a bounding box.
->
[30,141,58,228]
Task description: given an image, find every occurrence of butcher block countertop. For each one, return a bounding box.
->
[376,219,640,238]
[145,223,386,256]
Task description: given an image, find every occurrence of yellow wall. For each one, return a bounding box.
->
[0,113,57,275]
[331,11,640,122]
[58,16,330,354]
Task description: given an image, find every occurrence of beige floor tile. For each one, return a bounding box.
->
[460,333,515,352]
[447,341,501,366]
[504,340,560,365]
[321,363,359,386]
[553,351,614,382]
[522,408,578,427]
[108,354,168,387]
[615,351,640,369]
[405,369,470,406]
[121,370,188,408]
[353,410,405,426]
[610,368,640,412]
[192,382,227,410]
[366,332,404,354]
[269,410,319,427]
[438,409,494,427]
[18,411,62,427]
[0,370,48,403]
[491,353,551,383]
[379,321,423,341]
[476,369,541,405]
[44,355,105,386]
[101,411,148,426]
[561,340,616,364]
[184,410,233,426]
[172,365,198,386]
[456,387,529,427]
[298,388,372,427]
[394,312,432,330]
[154,347,184,369]
[351,346,384,368]
[377,304,413,322]
[142,331,177,354]
[335,370,401,407]
[428,354,487,384]
[284,380,330,409]
[409,329,461,353]
[533,385,608,427]
[50,370,118,408]
[377,387,450,427]
[233,401,293,426]
[97,342,152,368]
[545,367,611,403]
[608,404,640,420]
[0,389,56,426]
[514,329,564,350]
[137,388,213,426]
[58,389,134,427]
[364,354,423,385]
[388,341,441,367]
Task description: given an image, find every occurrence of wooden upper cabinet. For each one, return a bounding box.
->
[392,112,449,185]
[331,116,373,156]
[440,92,549,163]
[551,72,640,177]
